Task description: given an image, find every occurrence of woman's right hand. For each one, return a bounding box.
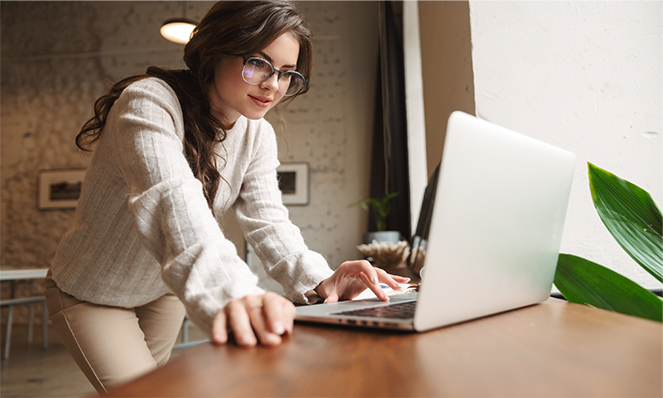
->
[211,291,296,347]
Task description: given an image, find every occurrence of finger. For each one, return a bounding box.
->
[272,294,296,335]
[347,260,387,300]
[351,260,379,284]
[359,272,389,301]
[324,290,340,303]
[211,310,228,345]
[376,268,400,289]
[247,300,282,346]
[261,292,287,336]
[391,274,411,283]
[226,300,257,347]
[375,268,408,289]
[282,299,296,334]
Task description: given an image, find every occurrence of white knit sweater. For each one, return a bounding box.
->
[50,78,333,334]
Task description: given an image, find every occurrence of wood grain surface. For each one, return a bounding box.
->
[105,299,662,397]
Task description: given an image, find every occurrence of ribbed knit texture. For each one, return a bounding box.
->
[50,78,333,335]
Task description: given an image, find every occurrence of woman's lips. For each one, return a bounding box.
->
[249,95,272,108]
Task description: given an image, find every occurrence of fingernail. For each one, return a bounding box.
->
[266,333,280,344]
[272,321,285,335]
[238,333,254,345]
[372,275,378,284]
[213,333,226,344]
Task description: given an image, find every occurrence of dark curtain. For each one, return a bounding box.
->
[368,1,411,240]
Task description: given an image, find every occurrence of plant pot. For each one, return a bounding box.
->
[363,231,402,244]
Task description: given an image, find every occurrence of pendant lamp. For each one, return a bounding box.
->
[160,2,197,44]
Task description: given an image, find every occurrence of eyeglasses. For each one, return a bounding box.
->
[241,56,308,97]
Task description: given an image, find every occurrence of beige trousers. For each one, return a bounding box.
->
[44,277,186,394]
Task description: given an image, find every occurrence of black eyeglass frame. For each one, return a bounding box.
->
[241,56,308,97]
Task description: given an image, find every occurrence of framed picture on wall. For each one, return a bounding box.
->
[37,169,86,210]
[277,163,309,206]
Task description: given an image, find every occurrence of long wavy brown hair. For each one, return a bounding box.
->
[76,1,313,209]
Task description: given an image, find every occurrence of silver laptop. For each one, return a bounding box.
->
[296,111,576,332]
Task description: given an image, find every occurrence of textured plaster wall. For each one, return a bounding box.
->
[269,1,378,268]
[1,1,378,303]
[469,1,662,288]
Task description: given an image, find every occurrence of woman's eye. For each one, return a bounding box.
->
[249,59,267,69]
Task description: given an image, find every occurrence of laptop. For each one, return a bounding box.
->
[296,111,576,332]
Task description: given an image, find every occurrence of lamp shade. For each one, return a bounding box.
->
[160,18,197,44]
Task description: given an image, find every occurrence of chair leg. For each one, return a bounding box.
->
[41,301,48,349]
[4,306,14,360]
[27,306,35,344]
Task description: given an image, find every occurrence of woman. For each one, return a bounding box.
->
[44,0,408,393]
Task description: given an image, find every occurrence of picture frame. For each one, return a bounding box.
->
[277,162,309,206]
[37,169,86,210]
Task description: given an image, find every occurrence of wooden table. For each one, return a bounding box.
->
[105,299,662,397]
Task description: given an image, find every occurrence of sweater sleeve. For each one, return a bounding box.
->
[233,122,334,304]
[107,78,264,335]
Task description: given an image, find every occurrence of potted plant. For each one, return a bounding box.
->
[554,163,662,322]
[354,192,401,244]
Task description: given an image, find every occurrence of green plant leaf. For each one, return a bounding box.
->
[588,163,663,283]
[555,254,662,322]
[349,192,400,232]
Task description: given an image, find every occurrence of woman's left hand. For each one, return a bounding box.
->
[211,291,295,347]
[315,260,410,303]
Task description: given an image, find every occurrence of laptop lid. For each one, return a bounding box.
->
[412,111,575,331]
[296,111,576,332]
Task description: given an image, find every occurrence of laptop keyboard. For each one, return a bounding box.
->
[332,301,416,319]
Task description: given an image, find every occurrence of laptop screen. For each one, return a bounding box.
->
[407,162,441,274]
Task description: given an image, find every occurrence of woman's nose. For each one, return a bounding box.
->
[260,73,280,92]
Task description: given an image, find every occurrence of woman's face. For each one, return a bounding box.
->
[209,32,301,129]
